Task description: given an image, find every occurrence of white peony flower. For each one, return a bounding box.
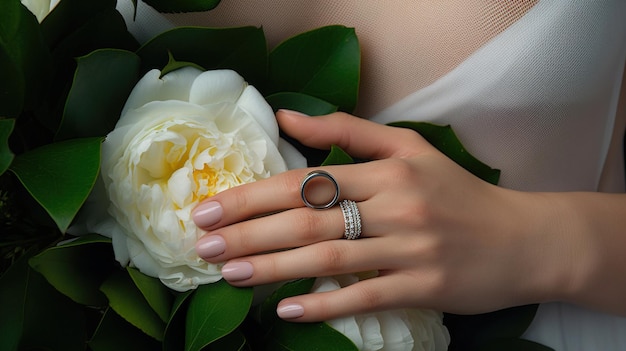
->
[21,0,58,22]
[313,275,450,351]
[90,67,305,291]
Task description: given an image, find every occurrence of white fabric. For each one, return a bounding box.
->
[116,0,626,349]
[372,1,626,194]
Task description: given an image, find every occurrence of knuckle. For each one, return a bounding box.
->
[232,223,254,252]
[280,171,305,203]
[316,243,349,272]
[382,158,417,183]
[230,186,252,214]
[353,284,385,310]
[293,211,325,241]
[395,127,424,144]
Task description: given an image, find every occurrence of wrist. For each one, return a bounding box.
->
[504,191,578,306]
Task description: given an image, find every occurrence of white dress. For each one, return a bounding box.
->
[116,1,626,349]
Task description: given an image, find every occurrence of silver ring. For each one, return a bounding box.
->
[300,170,340,209]
[340,199,362,240]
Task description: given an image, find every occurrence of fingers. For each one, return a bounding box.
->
[196,206,344,262]
[276,109,434,160]
[219,237,409,286]
[197,193,406,262]
[276,274,414,322]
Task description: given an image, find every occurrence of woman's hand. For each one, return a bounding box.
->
[191,110,573,322]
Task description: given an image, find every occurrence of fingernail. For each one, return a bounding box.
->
[222,261,253,281]
[277,303,304,319]
[196,235,225,258]
[278,109,309,117]
[193,201,222,227]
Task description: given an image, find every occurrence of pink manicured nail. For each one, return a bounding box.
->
[196,235,225,258]
[193,201,222,227]
[277,303,304,319]
[278,109,309,117]
[221,262,253,281]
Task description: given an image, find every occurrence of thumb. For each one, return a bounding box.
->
[276,109,434,160]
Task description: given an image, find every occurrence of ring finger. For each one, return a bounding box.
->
[220,236,406,286]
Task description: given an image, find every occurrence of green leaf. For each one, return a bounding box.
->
[163,291,194,351]
[0,118,15,175]
[388,122,501,185]
[89,308,161,351]
[322,145,354,166]
[185,280,253,351]
[143,0,221,13]
[0,0,52,117]
[55,49,141,140]
[0,250,86,351]
[265,92,338,116]
[137,26,267,88]
[265,321,358,351]
[41,0,117,49]
[204,329,247,351]
[28,234,114,306]
[46,7,139,64]
[9,137,102,232]
[264,93,340,167]
[128,267,174,323]
[161,51,206,77]
[257,279,358,351]
[269,25,360,112]
[100,269,166,341]
[0,249,32,351]
[258,278,315,326]
[40,5,138,133]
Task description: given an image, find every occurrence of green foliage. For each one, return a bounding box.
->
[160,51,206,77]
[265,92,338,116]
[257,279,359,351]
[9,137,102,233]
[128,266,175,323]
[0,0,52,118]
[55,49,141,140]
[388,121,501,185]
[89,308,162,351]
[322,145,355,166]
[185,280,253,351]
[29,234,114,306]
[268,25,360,113]
[0,250,86,351]
[137,26,268,88]
[100,269,167,341]
[0,119,15,175]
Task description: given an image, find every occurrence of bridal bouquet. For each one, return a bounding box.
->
[1,0,544,350]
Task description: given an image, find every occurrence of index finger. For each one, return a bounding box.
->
[192,163,377,230]
[277,110,434,160]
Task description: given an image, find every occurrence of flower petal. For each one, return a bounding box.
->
[278,138,308,170]
[120,67,203,120]
[237,85,279,144]
[189,69,246,106]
